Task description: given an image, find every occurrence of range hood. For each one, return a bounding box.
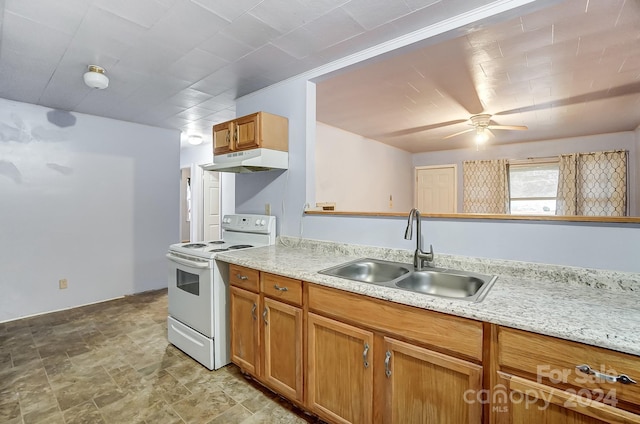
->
[201,148,288,173]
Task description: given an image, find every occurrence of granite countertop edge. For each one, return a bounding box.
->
[215,240,640,357]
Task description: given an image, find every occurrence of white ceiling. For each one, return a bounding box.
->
[0,0,516,147]
[316,0,640,152]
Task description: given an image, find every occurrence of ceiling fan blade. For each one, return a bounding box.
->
[380,119,468,137]
[443,128,474,139]
[495,80,640,116]
[487,125,528,131]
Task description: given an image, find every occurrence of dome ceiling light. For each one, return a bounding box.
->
[83,65,109,89]
[187,135,203,145]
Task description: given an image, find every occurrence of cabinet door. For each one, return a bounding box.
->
[230,286,260,375]
[383,337,482,424]
[495,372,640,424]
[234,113,260,150]
[263,298,303,402]
[307,313,374,424]
[213,122,233,155]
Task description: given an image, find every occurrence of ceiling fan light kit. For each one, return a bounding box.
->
[83,65,109,89]
[443,113,528,147]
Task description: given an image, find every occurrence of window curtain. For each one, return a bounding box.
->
[556,150,627,216]
[463,159,509,213]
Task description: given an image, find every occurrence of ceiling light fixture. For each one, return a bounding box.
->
[187,135,203,145]
[83,65,109,89]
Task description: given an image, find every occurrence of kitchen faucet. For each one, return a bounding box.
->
[404,208,434,270]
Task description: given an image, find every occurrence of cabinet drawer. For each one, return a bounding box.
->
[229,264,259,292]
[261,273,302,306]
[499,327,640,406]
[307,283,483,361]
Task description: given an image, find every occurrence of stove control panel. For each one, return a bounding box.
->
[222,214,276,234]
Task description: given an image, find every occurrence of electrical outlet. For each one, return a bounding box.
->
[265,203,271,215]
[59,279,68,289]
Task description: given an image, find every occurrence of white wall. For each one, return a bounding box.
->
[234,79,314,237]
[301,214,640,273]
[315,122,412,212]
[227,0,640,275]
[0,98,179,322]
[413,132,638,215]
[233,78,640,274]
[636,127,640,211]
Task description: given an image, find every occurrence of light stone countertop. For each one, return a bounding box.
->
[216,237,640,357]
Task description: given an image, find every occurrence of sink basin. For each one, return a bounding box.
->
[319,258,410,283]
[395,271,488,300]
[319,258,497,302]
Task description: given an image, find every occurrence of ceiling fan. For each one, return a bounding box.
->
[443,114,528,143]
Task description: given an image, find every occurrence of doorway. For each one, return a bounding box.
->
[179,168,191,242]
[202,171,221,240]
[415,165,457,213]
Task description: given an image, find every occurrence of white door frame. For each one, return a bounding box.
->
[414,164,458,213]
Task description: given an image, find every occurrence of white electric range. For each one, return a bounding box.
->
[166,214,276,370]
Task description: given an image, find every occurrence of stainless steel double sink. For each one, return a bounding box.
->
[319,258,497,302]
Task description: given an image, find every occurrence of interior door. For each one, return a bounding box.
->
[202,170,220,241]
[416,165,457,213]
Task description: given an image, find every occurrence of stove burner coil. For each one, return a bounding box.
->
[182,243,207,248]
[228,244,254,250]
[208,240,225,245]
[209,248,230,252]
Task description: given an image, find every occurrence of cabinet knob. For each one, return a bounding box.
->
[274,284,288,292]
[251,303,257,320]
[263,307,268,325]
[236,273,248,281]
[363,343,369,369]
[576,364,637,385]
[385,351,392,378]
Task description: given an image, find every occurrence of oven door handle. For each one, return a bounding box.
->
[166,253,210,269]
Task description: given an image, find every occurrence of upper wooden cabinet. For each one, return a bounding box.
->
[213,111,288,155]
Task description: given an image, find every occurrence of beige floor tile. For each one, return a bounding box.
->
[3,290,318,424]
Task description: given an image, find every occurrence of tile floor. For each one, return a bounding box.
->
[0,289,322,424]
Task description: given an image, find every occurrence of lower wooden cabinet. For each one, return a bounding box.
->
[307,312,374,424]
[228,266,640,424]
[493,326,640,424]
[229,269,304,404]
[230,286,259,375]
[495,372,640,424]
[384,337,483,424]
[263,297,303,402]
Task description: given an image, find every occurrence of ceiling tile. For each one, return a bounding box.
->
[165,88,213,108]
[5,0,89,35]
[93,0,168,28]
[218,13,283,49]
[249,0,348,33]
[190,0,262,22]
[166,49,229,83]
[0,49,52,104]
[175,106,215,121]
[145,0,230,52]
[198,32,254,63]
[2,11,72,60]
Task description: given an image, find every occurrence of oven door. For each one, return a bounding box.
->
[166,252,214,338]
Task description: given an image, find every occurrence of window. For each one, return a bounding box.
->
[508,161,559,215]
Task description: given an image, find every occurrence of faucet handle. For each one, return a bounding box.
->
[426,244,434,262]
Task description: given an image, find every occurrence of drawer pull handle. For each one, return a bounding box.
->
[263,307,268,325]
[576,364,637,385]
[274,284,288,292]
[385,351,392,378]
[251,303,257,320]
[363,343,369,369]
[236,274,248,281]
